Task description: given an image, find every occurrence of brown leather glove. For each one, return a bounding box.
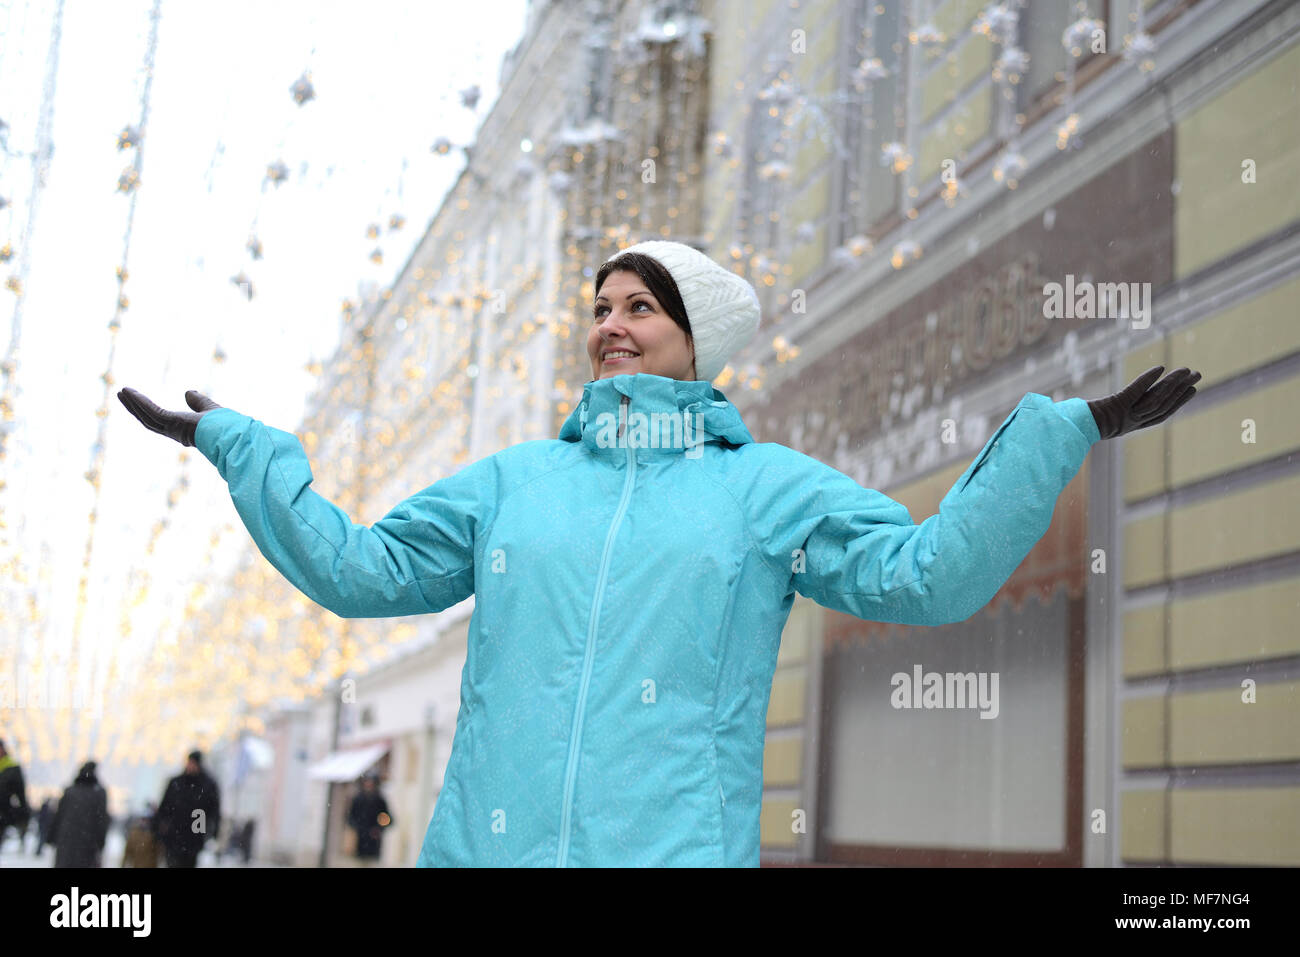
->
[117,388,223,448]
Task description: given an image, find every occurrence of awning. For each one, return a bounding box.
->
[306,742,389,782]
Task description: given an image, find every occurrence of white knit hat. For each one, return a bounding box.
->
[610,240,761,382]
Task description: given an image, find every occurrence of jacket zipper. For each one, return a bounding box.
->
[557,392,636,867]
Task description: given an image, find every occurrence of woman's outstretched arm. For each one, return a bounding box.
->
[191,407,496,619]
[760,367,1198,626]
[117,388,497,619]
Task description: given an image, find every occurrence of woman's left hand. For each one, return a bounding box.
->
[1086,365,1201,439]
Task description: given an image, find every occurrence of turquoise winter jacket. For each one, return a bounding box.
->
[194,372,1100,867]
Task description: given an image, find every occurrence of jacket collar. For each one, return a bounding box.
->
[558,373,753,456]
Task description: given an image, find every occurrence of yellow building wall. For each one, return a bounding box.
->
[922,38,992,122]
[1169,788,1300,866]
[1122,788,1300,865]
[761,593,819,852]
[1175,43,1300,278]
[918,90,992,183]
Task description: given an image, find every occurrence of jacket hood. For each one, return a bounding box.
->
[558,373,753,455]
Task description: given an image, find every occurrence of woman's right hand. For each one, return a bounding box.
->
[117,387,223,448]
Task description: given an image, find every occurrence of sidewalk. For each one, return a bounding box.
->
[0,826,283,868]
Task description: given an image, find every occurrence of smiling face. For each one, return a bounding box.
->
[588,268,695,381]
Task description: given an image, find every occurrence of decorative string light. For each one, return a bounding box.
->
[0,0,66,770]
[65,0,163,768]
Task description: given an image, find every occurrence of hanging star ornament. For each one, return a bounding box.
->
[290,72,315,105]
[880,142,913,173]
[116,125,142,150]
[369,248,383,264]
[1123,31,1157,73]
[908,21,946,47]
[117,166,141,193]
[993,46,1029,84]
[0,243,12,262]
[993,149,1028,188]
[972,3,1019,43]
[388,213,405,231]
[890,240,923,269]
[851,57,889,90]
[365,223,381,240]
[431,137,453,156]
[246,236,263,260]
[231,272,254,299]
[1062,17,1105,58]
[1056,112,1082,150]
[265,160,289,187]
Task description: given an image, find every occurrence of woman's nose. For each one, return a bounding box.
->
[597,314,626,337]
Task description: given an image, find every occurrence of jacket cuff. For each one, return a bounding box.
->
[1054,397,1101,445]
[194,408,250,465]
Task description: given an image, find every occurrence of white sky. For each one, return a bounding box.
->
[1,0,528,677]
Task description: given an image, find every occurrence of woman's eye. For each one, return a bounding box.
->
[593,301,650,320]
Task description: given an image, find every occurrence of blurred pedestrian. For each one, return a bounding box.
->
[0,738,31,855]
[346,772,392,866]
[49,761,110,868]
[239,819,255,864]
[154,749,221,867]
[35,797,56,855]
[121,806,160,868]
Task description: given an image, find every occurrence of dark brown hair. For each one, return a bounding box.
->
[594,252,693,341]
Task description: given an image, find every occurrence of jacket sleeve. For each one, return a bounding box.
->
[781,394,1099,626]
[195,408,499,619]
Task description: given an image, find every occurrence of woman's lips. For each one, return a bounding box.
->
[602,354,639,364]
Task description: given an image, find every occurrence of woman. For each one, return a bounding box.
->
[119,240,1200,867]
[49,761,110,868]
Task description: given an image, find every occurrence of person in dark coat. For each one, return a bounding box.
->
[0,738,31,854]
[35,798,56,855]
[346,773,392,864]
[49,762,110,868]
[239,819,255,864]
[154,750,221,868]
